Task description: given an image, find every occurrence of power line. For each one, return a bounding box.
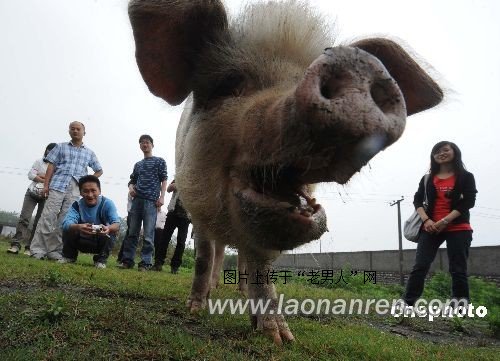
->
[3,167,500,221]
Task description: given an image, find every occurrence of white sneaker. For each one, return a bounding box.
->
[94,262,106,269]
[7,245,20,254]
[57,257,75,264]
[23,249,31,256]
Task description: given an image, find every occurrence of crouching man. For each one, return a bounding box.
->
[59,175,120,268]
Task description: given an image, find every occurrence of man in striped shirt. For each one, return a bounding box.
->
[120,134,168,271]
[30,121,103,260]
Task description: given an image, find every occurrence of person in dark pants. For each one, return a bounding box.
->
[59,175,120,268]
[120,134,168,271]
[403,141,477,306]
[7,143,57,255]
[153,180,190,273]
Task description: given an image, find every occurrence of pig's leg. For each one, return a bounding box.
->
[210,242,225,289]
[246,251,294,345]
[187,234,214,312]
[237,251,248,296]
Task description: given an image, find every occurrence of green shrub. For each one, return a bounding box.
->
[422,271,500,336]
[223,254,238,270]
[181,247,195,269]
[42,269,63,287]
[38,294,67,324]
[488,306,500,337]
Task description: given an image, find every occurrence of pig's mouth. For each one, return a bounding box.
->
[232,165,327,249]
[230,134,387,249]
[241,165,321,217]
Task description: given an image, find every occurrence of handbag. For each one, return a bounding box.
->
[403,174,430,242]
[28,182,45,201]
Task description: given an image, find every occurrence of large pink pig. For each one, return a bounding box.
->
[128,0,443,344]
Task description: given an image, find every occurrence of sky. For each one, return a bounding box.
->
[1,0,499,253]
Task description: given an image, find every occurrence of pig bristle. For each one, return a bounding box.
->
[232,0,335,68]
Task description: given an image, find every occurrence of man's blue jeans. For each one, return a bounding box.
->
[122,197,157,266]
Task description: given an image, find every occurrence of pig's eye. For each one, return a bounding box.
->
[211,73,246,98]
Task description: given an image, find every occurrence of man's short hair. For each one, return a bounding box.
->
[139,134,153,144]
[69,121,85,130]
[78,175,101,191]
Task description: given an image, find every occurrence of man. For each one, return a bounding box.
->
[59,175,120,268]
[30,121,103,260]
[120,134,167,271]
[153,179,191,274]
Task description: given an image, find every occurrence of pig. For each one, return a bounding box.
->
[128,0,443,344]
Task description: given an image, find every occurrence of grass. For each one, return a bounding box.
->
[0,238,498,360]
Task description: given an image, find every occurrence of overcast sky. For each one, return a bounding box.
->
[1,0,499,253]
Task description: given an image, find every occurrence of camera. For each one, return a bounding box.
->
[91,225,103,233]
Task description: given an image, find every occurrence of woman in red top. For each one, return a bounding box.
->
[403,141,477,306]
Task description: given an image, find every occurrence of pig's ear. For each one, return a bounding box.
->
[128,0,228,105]
[352,38,443,116]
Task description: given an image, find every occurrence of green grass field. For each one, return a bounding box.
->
[0,238,498,361]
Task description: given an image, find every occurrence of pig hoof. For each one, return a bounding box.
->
[186,297,206,313]
[251,314,295,345]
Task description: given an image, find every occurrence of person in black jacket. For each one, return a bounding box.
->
[152,179,191,274]
[403,141,477,306]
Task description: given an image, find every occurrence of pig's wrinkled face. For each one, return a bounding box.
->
[186,42,406,251]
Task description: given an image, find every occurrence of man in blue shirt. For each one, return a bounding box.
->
[30,121,103,260]
[59,175,120,268]
[120,134,168,271]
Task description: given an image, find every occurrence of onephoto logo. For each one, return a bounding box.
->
[391,298,488,321]
[208,296,488,321]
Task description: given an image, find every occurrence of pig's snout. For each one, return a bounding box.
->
[294,46,406,152]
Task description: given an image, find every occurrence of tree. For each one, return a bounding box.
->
[0,210,19,225]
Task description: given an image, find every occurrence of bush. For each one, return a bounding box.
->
[38,294,67,324]
[422,271,500,336]
[223,254,238,270]
[422,271,452,300]
[181,248,195,269]
[42,269,63,287]
[488,306,500,337]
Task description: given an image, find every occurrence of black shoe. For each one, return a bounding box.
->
[171,267,179,274]
[117,261,134,269]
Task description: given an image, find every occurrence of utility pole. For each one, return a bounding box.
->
[390,197,405,286]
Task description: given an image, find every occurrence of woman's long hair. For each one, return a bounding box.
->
[429,141,467,179]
